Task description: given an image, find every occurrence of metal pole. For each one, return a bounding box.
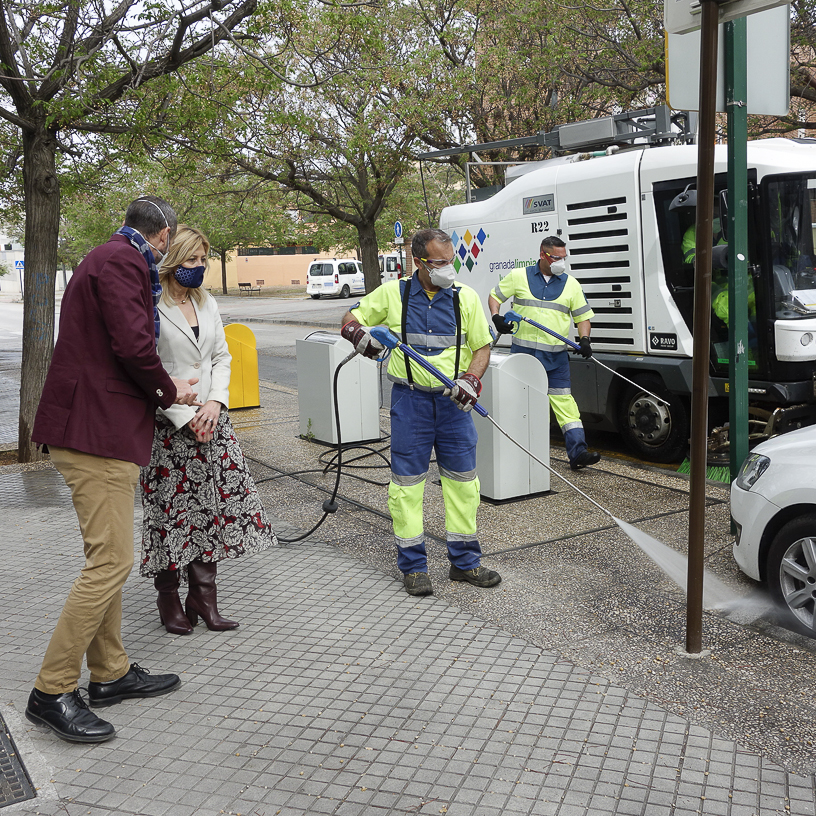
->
[686,0,720,655]
[726,18,749,482]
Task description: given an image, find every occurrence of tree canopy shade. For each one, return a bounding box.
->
[158,0,480,293]
[0,0,259,461]
[55,156,287,295]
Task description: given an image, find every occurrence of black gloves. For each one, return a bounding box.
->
[492,314,514,335]
[576,336,592,359]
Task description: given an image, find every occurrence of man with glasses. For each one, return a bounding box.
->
[489,236,601,471]
[340,228,500,597]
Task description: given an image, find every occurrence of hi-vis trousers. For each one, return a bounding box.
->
[510,344,588,464]
[388,384,482,575]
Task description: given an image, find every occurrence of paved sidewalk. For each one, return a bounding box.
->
[3,301,816,814]
[1,460,815,814]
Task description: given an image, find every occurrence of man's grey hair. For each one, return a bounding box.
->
[124,196,178,241]
[412,228,452,261]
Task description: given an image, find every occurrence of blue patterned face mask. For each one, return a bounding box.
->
[174,265,205,288]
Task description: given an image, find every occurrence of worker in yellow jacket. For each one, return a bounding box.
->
[489,236,601,471]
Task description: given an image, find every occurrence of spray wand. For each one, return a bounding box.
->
[369,324,740,611]
[368,326,610,516]
[502,310,670,406]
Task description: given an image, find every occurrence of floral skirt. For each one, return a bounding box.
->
[139,411,277,579]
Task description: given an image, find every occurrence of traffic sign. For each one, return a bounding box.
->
[14,260,23,269]
[394,221,403,240]
[666,5,790,115]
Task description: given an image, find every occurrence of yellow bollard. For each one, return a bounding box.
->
[224,323,260,409]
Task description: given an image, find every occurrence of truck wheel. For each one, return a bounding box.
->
[310,294,320,300]
[340,285,350,298]
[618,376,688,463]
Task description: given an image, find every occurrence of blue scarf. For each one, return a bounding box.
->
[115,226,162,341]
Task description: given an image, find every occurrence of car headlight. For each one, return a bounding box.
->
[736,453,770,491]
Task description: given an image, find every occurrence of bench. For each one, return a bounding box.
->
[238,282,261,295]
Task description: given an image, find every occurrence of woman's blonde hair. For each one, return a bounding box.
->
[159,225,211,308]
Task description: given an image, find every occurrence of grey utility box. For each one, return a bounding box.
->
[296,332,381,446]
[474,350,550,501]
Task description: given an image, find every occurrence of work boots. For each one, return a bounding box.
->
[154,570,193,635]
[185,561,239,631]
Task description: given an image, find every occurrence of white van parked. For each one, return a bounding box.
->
[306,259,365,299]
[378,253,404,282]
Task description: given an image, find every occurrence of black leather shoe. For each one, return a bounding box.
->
[403,572,433,596]
[25,688,115,743]
[449,565,502,588]
[87,663,181,707]
[570,449,601,470]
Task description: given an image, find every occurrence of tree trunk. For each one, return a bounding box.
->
[18,125,60,462]
[221,250,228,295]
[357,221,381,294]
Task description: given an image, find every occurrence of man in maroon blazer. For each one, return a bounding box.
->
[25,196,201,744]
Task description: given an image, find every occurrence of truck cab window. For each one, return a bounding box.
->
[654,174,759,374]
[764,175,816,320]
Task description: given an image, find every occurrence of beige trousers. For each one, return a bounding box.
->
[35,446,140,693]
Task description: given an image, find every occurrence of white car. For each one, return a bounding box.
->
[306,259,365,299]
[731,424,816,636]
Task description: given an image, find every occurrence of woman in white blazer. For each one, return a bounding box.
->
[139,226,277,635]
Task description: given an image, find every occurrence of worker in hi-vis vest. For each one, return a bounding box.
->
[340,228,501,598]
[489,236,601,471]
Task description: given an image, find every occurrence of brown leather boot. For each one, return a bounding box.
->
[154,570,193,635]
[185,561,239,631]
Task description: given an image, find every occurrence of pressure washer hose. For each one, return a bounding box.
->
[502,310,669,407]
[273,349,357,543]
[368,326,618,520]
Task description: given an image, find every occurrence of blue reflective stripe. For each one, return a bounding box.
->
[513,297,570,314]
[491,285,508,303]
[405,333,465,348]
[391,472,427,486]
[511,335,565,353]
[396,534,425,549]
[438,466,478,482]
[447,531,478,542]
[387,372,446,392]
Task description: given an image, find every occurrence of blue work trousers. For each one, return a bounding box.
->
[388,384,482,574]
[510,344,588,464]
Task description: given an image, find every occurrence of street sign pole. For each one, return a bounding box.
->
[686,0,720,655]
[726,17,750,483]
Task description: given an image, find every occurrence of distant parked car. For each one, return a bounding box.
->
[731,425,816,637]
[306,259,365,299]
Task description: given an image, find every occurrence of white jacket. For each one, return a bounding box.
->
[156,294,232,430]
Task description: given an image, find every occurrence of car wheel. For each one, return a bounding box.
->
[310,294,320,300]
[767,515,816,638]
[340,284,350,298]
[617,375,688,463]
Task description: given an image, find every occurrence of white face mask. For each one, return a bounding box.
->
[147,240,165,262]
[548,259,566,276]
[428,263,456,289]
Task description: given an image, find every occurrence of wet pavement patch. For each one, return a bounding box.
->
[0,713,35,808]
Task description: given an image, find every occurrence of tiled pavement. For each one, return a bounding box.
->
[2,298,816,814]
[0,350,20,447]
[1,465,815,816]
